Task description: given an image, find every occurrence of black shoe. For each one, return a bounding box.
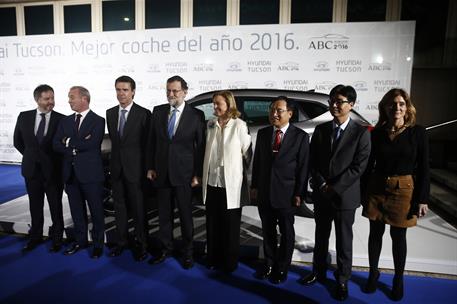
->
[364,269,380,293]
[49,241,63,253]
[134,248,148,262]
[298,272,326,285]
[335,282,349,301]
[391,275,404,301]
[148,251,169,265]
[109,245,125,257]
[22,238,43,252]
[91,247,103,259]
[270,270,288,284]
[181,257,194,269]
[254,265,273,280]
[64,243,85,256]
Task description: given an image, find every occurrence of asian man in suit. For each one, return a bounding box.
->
[14,84,65,253]
[146,75,205,269]
[251,96,310,284]
[299,85,371,301]
[106,76,150,261]
[53,86,106,259]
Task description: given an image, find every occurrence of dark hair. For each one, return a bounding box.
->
[329,84,357,103]
[167,75,188,91]
[376,88,416,128]
[271,95,295,112]
[33,84,54,101]
[115,75,136,91]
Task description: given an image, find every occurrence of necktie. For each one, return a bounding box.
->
[333,126,342,149]
[75,114,82,134]
[36,113,46,143]
[119,109,127,137]
[272,129,282,153]
[167,108,177,139]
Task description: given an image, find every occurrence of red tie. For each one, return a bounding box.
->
[273,129,282,153]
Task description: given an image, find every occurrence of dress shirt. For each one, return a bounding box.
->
[34,109,51,136]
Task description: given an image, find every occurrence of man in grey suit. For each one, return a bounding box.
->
[299,85,371,301]
[14,84,64,253]
[106,76,151,261]
[146,75,205,269]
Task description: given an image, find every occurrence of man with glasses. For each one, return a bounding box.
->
[251,96,309,284]
[146,75,205,269]
[299,85,371,301]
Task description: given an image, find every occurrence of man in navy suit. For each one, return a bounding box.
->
[106,76,150,261]
[299,85,371,301]
[14,84,65,253]
[251,96,310,284]
[53,86,105,259]
[146,75,205,269]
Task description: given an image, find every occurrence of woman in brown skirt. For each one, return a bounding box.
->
[362,88,430,301]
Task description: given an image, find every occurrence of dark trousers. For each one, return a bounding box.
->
[24,165,64,241]
[368,220,407,276]
[258,203,295,272]
[112,175,146,248]
[206,185,242,272]
[157,184,193,257]
[65,175,105,248]
[313,202,356,283]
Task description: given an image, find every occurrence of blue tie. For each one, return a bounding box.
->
[36,113,46,143]
[119,109,127,137]
[167,108,177,139]
[333,126,342,150]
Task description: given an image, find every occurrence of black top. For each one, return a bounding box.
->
[366,125,430,205]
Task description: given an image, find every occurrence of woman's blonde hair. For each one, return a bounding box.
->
[376,88,416,128]
[212,90,241,119]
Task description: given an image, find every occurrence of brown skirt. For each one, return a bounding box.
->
[363,174,417,228]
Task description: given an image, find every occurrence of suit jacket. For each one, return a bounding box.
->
[251,124,310,209]
[106,103,151,183]
[53,110,105,184]
[310,119,371,210]
[146,102,205,187]
[202,118,252,209]
[13,109,64,181]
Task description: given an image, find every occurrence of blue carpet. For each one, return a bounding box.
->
[0,235,455,303]
[0,164,26,204]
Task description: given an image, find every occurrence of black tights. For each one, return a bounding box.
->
[368,220,407,276]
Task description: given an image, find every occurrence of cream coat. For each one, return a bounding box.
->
[202,118,251,209]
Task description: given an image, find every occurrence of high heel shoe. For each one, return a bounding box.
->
[391,275,404,301]
[364,269,380,293]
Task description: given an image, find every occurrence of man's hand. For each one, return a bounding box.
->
[191,176,201,187]
[293,196,301,207]
[418,204,428,218]
[147,170,157,181]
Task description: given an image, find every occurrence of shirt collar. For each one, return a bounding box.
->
[333,117,351,131]
[36,109,51,116]
[171,101,185,113]
[76,108,90,118]
[119,102,133,112]
[275,123,289,134]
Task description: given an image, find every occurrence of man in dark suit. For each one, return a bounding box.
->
[53,86,105,259]
[251,96,310,284]
[13,84,65,253]
[299,85,371,301]
[106,75,150,261]
[146,75,205,269]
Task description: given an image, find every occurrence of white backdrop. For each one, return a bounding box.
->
[0,21,415,162]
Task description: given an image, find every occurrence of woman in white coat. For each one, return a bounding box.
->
[202,90,252,273]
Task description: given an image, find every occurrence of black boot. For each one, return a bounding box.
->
[364,269,380,293]
[391,275,404,301]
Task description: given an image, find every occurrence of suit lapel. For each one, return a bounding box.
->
[332,119,355,157]
[121,103,135,139]
[78,111,92,136]
[173,103,189,139]
[277,124,295,157]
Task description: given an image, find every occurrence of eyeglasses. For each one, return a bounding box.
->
[328,99,351,106]
[166,89,182,95]
[270,108,288,115]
